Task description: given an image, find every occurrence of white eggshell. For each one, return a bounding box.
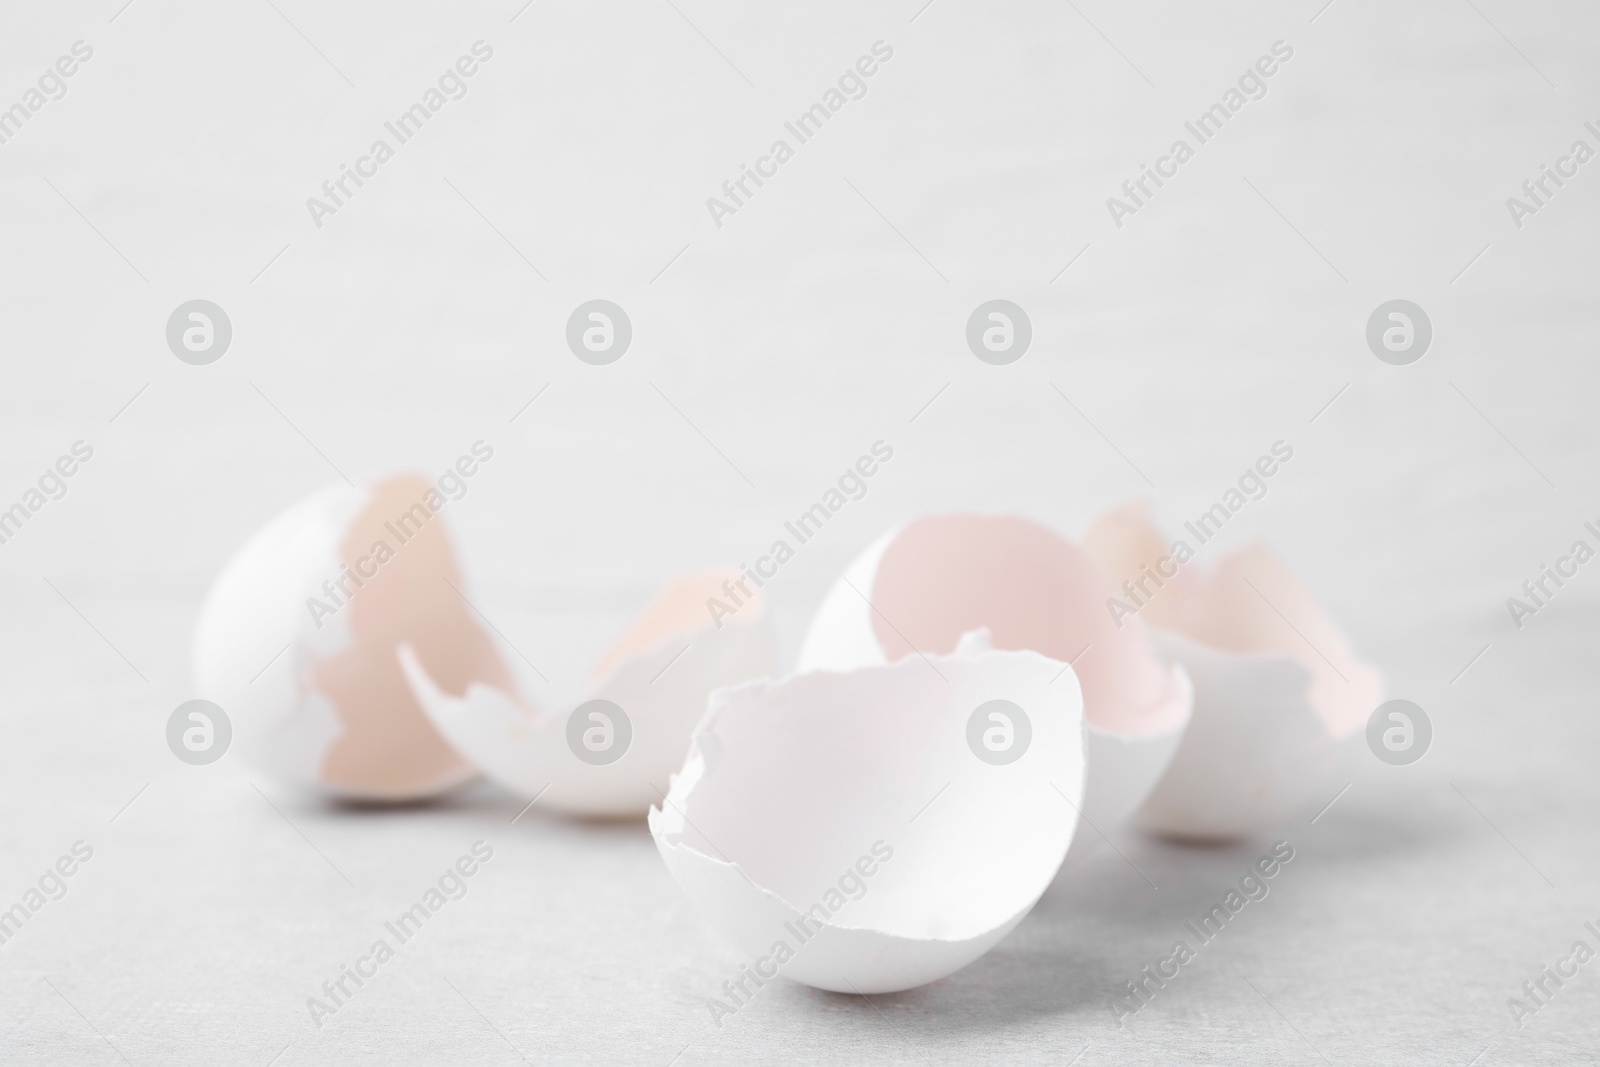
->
[650,645,1085,993]
[797,515,1190,833]
[1082,502,1382,839]
[194,483,363,792]
[399,605,773,817]
[400,607,774,819]
[193,475,510,800]
[396,651,555,795]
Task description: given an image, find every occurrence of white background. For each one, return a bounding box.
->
[1,0,1597,1063]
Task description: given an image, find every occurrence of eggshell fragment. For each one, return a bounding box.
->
[1084,502,1382,839]
[399,572,773,817]
[651,642,1084,993]
[798,514,1190,827]
[192,476,511,800]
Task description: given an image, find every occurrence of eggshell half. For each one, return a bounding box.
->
[798,514,1190,828]
[651,643,1085,993]
[1084,502,1382,839]
[192,476,512,800]
[399,572,774,817]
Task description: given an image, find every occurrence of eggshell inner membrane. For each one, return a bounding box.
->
[867,514,1188,736]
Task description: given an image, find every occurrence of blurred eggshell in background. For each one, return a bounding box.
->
[401,572,773,817]
[1084,502,1383,839]
[1136,632,1362,838]
[650,644,1084,993]
[798,514,1189,828]
[192,475,512,800]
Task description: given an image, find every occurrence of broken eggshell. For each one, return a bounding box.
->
[192,475,511,800]
[1084,502,1383,839]
[797,514,1190,828]
[651,637,1085,993]
[399,572,773,818]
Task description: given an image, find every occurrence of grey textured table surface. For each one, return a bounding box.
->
[3,0,1599,1063]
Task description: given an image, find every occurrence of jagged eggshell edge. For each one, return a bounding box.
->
[400,607,773,816]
